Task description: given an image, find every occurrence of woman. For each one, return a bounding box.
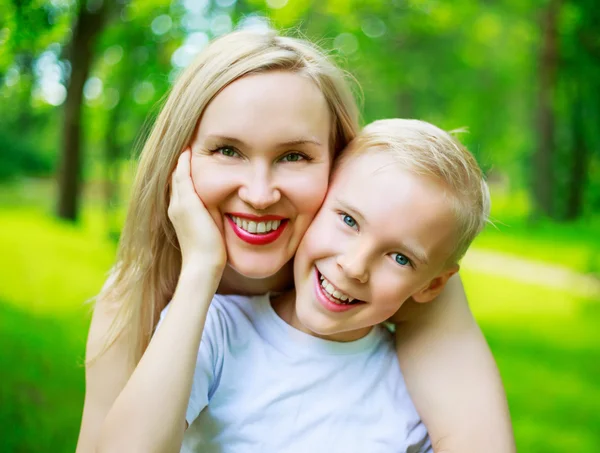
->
[76,30,514,452]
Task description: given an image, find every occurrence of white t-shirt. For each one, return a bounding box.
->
[161,293,431,453]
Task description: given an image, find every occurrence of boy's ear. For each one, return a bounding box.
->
[412,265,460,303]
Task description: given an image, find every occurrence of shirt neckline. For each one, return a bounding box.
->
[250,292,386,357]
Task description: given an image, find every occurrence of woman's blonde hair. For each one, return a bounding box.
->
[95,29,360,364]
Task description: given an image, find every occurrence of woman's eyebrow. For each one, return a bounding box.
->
[276,138,323,148]
[205,135,322,149]
[205,135,247,147]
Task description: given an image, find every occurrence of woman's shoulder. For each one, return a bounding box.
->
[76,280,136,452]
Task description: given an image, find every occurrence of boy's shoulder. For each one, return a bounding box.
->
[158,292,269,343]
[201,292,271,345]
[208,292,268,325]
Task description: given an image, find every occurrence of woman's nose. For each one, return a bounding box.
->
[238,164,281,211]
[336,246,370,284]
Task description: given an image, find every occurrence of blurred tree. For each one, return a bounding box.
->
[533,0,560,219]
[561,0,600,219]
[1,0,598,226]
[57,0,110,221]
[0,0,72,180]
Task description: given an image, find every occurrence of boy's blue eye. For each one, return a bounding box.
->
[392,253,410,266]
[342,214,357,228]
[279,153,305,162]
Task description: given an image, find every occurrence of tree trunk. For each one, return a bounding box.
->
[104,100,121,238]
[565,85,587,220]
[57,0,108,221]
[533,0,561,218]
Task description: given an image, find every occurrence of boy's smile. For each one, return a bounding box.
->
[287,149,460,342]
[314,267,365,312]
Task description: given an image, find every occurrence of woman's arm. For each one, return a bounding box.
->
[95,267,218,453]
[76,293,135,453]
[76,151,226,453]
[395,274,515,453]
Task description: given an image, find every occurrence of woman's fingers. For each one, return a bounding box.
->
[170,149,194,208]
[175,150,200,204]
[175,149,189,183]
[168,148,227,271]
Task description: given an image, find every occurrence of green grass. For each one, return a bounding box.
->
[0,207,115,453]
[0,200,599,452]
[463,271,600,452]
[0,303,89,453]
[474,190,600,274]
[474,220,600,275]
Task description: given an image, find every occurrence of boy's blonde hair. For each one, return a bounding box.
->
[338,119,490,265]
[94,29,360,365]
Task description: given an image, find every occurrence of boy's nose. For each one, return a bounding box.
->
[336,249,369,284]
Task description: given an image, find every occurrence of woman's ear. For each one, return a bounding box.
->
[412,265,460,303]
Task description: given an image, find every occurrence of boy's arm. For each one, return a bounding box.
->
[394,274,515,453]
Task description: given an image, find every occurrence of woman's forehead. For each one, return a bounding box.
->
[198,71,331,143]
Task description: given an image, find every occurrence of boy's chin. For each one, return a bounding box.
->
[296,310,343,338]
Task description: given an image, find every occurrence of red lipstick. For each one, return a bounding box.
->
[228,212,285,221]
[226,214,288,246]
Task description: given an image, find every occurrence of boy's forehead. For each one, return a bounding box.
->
[328,152,409,213]
[332,150,398,188]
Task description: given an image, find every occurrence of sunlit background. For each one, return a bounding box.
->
[1,0,599,452]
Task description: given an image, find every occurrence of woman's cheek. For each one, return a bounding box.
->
[190,161,235,232]
[290,167,330,218]
[191,160,227,206]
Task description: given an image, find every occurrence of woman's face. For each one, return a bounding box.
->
[190,70,332,279]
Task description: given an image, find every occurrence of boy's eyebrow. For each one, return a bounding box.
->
[336,197,429,265]
[205,135,323,148]
[397,240,429,266]
[336,198,367,225]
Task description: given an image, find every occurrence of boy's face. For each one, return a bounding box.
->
[293,150,459,342]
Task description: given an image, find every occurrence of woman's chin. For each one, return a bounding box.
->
[227,255,289,281]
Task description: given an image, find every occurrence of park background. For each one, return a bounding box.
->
[1,0,599,451]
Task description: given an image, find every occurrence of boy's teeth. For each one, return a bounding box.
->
[231,216,282,234]
[320,276,355,304]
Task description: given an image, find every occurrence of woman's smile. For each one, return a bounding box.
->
[226,213,289,246]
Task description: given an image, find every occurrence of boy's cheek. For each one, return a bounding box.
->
[377,298,407,319]
[303,216,339,254]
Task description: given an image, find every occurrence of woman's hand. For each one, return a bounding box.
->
[169,149,227,275]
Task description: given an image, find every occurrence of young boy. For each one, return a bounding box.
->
[176,119,490,452]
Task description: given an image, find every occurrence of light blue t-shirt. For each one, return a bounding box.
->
[162,293,431,453]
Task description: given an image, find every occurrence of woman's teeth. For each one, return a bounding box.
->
[231,216,282,234]
[319,274,356,305]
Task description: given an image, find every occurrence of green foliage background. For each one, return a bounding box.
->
[0,0,599,452]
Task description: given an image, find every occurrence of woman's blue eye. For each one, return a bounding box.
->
[392,253,410,266]
[279,153,305,162]
[342,214,357,228]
